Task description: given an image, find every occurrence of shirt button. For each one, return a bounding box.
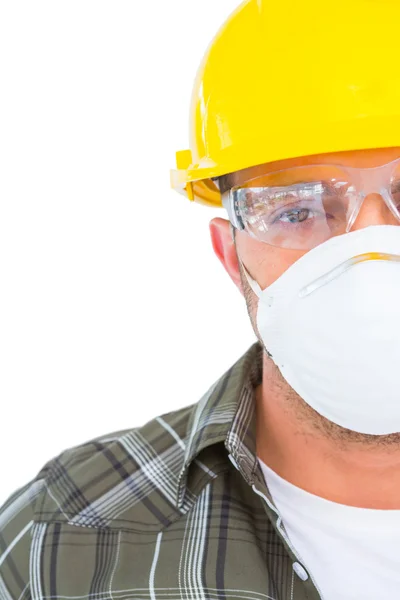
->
[292,562,309,581]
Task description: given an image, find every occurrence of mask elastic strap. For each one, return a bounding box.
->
[230,225,264,298]
[237,254,274,357]
[237,256,263,298]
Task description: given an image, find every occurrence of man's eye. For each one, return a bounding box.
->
[278,208,311,224]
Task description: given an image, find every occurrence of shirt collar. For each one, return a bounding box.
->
[176,341,264,509]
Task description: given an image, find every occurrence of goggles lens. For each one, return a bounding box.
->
[228,164,400,250]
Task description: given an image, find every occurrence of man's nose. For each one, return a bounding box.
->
[350,192,400,231]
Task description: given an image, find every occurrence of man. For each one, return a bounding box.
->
[2,0,400,598]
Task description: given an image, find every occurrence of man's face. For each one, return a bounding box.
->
[210,146,400,310]
[209,145,400,443]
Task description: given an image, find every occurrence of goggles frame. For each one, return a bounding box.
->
[221,156,400,248]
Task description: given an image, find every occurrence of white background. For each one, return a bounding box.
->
[0,0,255,503]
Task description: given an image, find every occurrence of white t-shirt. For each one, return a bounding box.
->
[258,456,400,600]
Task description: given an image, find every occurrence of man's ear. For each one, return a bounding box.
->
[209,217,243,293]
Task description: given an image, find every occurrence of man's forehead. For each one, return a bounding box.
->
[221,146,400,190]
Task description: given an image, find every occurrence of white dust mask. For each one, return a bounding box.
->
[240,225,400,435]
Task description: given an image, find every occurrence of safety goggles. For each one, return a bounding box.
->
[221,157,400,250]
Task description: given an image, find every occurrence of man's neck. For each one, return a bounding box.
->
[255,360,400,510]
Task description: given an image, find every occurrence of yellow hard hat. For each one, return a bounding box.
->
[170,0,400,208]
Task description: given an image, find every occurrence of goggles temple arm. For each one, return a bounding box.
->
[222,190,263,297]
[222,190,245,232]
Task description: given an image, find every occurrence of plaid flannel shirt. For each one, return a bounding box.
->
[0,341,323,600]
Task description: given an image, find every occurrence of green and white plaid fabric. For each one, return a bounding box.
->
[0,342,322,600]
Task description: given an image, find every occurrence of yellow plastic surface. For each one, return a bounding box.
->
[170,0,400,207]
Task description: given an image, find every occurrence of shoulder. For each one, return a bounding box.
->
[0,401,208,598]
[25,402,196,532]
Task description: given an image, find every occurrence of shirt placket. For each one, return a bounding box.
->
[227,449,324,600]
[224,371,324,600]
